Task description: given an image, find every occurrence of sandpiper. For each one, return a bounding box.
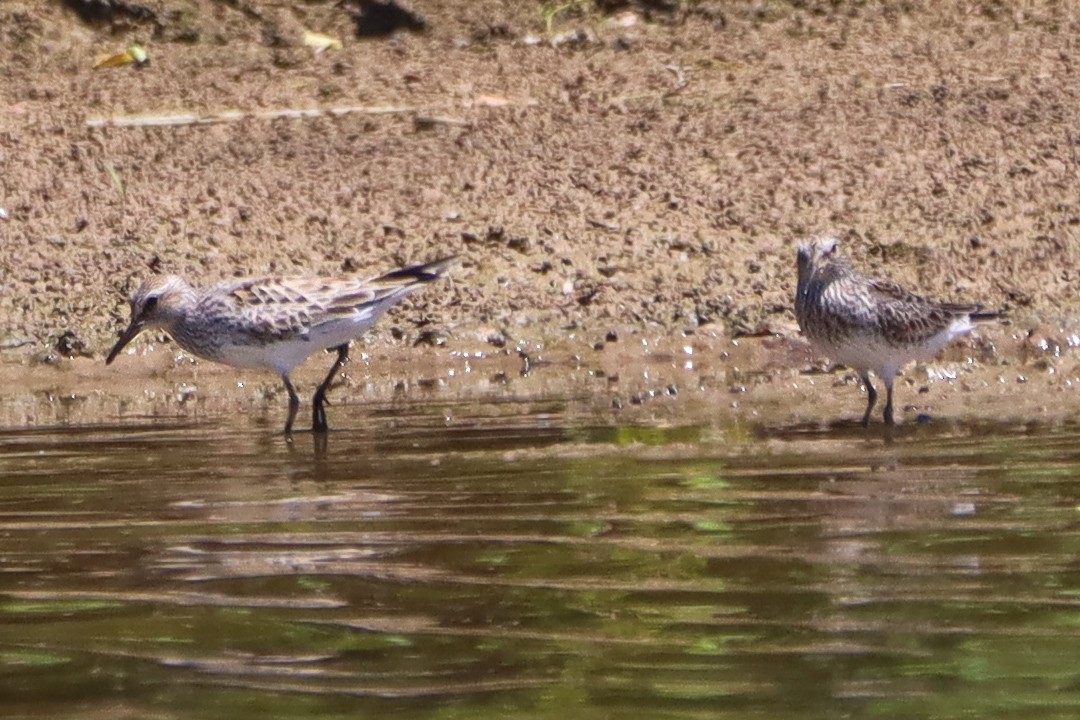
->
[106,256,456,434]
[794,236,995,426]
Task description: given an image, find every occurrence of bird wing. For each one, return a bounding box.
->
[200,260,454,345]
[866,278,978,345]
[193,277,323,343]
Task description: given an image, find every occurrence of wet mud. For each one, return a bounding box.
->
[2,0,1079,427]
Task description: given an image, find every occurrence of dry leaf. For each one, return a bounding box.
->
[303,30,342,53]
[94,44,148,69]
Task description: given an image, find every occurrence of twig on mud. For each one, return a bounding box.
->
[103,161,125,197]
[85,104,426,128]
[84,100,532,128]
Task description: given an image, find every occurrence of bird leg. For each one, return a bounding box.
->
[882,377,895,425]
[282,374,300,437]
[859,371,877,428]
[312,343,350,433]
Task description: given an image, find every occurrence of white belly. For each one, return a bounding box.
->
[812,316,975,380]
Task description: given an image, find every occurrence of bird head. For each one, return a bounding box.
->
[105,275,193,364]
[797,235,843,285]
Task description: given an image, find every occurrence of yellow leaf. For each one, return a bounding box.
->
[303,30,342,53]
[94,51,134,69]
[93,44,148,69]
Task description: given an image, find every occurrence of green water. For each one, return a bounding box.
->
[2,404,1080,719]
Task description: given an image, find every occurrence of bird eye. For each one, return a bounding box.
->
[143,295,159,312]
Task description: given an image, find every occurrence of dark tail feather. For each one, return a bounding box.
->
[941,301,1003,322]
[964,302,1005,322]
[376,255,458,283]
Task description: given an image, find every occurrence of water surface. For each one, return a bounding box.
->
[2,401,1080,719]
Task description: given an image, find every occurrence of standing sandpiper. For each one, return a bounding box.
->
[106,256,456,435]
[794,236,996,426]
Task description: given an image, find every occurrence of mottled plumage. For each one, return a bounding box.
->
[795,236,994,425]
[106,256,456,434]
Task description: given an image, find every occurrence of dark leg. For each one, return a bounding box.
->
[882,378,895,426]
[282,374,300,437]
[312,343,350,433]
[859,371,877,428]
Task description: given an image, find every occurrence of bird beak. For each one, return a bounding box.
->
[105,320,143,365]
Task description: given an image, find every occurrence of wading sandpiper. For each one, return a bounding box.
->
[106,256,456,435]
[795,236,996,426]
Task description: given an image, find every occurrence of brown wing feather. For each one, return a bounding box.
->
[199,277,321,342]
[200,257,456,344]
[866,279,974,345]
[868,279,981,314]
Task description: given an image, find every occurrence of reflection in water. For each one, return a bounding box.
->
[1,410,1080,718]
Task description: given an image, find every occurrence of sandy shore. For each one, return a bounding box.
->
[2,0,1079,428]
